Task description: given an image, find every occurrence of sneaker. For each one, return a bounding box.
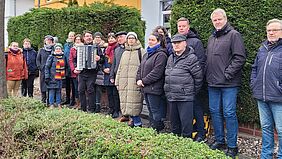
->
[226,147,238,159]
[209,141,226,150]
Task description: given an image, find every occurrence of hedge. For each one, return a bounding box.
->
[7,2,145,49]
[171,0,282,124]
[0,98,229,158]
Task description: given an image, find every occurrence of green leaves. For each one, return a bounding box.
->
[7,2,145,50]
[0,97,229,158]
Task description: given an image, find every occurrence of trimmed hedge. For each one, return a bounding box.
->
[171,0,282,124]
[0,98,229,158]
[7,2,145,49]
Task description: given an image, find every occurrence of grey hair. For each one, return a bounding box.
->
[266,19,282,29]
[211,8,227,19]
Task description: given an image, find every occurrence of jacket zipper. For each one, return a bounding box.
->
[262,44,271,101]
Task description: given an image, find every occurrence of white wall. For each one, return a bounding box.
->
[141,0,162,48]
[5,0,34,47]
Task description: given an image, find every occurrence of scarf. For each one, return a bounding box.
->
[54,54,66,80]
[10,48,19,55]
[146,44,160,56]
[105,42,117,64]
[44,44,54,52]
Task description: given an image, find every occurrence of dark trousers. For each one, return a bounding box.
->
[106,86,120,113]
[21,74,36,97]
[78,75,96,112]
[144,93,166,131]
[193,96,205,138]
[64,76,71,102]
[169,101,193,138]
[71,78,78,98]
[95,85,104,112]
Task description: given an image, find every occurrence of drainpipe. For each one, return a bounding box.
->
[38,0,40,8]
[14,0,16,16]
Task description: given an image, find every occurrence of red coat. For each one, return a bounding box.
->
[6,49,28,80]
[69,47,78,78]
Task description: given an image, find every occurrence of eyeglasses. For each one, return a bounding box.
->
[127,37,136,40]
[266,29,282,33]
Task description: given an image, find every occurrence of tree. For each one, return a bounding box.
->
[0,0,7,99]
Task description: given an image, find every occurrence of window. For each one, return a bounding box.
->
[161,0,173,34]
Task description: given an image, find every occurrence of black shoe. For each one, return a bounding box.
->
[194,136,206,142]
[111,111,119,118]
[61,100,70,105]
[69,100,75,106]
[226,147,238,158]
[209,141,226,150]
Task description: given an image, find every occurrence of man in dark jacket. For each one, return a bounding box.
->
[36,35,54,104]
[206,8,246,158]
[109,31,127,120]
[21,38,37,97]
[164,34,203,138]
[177,17,207,142]
[74,31,104,113]
[250,19,282,159]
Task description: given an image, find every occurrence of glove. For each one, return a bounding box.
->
[45,78,50,85]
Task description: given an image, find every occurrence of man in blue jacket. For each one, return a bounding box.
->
[251,19,282,159]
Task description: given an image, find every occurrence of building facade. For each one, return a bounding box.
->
[5,0,34,47]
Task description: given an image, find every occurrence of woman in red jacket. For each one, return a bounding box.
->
[6,42,28,96]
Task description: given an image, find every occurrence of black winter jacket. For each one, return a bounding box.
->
[23,48,37,74]
[164,47,203,101]
[136,48,168,95]
[206,23,246,87]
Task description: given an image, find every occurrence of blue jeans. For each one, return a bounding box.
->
[49,88,61,105]
[258,100,282,159]
[208,87,238,148]
[144,93,166,131]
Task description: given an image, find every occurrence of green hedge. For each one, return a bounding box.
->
[0,98,229,158]
[171,0,282,124]
[7,2,145,49]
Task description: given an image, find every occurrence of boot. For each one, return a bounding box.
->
[41,92,47,104]
[69,99,76,107]
[95,104,101,113]
[49,104,55,109]
[74,98,80,109]
[57,104,62,109]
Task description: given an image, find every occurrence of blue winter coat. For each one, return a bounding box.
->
[45,54,69,89]
[250,39,282,103]
[23,48,38,74]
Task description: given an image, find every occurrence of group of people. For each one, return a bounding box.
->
[4,7,282,159]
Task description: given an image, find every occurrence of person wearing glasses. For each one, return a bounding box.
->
[250,19,282,159]
[206,8,246,158]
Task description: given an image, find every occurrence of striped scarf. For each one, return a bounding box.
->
[55,55,65,80]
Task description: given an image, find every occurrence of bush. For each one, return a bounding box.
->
[0,98,229,158]
[170,0,282,124]
[7,2,145,49]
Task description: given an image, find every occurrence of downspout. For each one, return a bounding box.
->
[14,0,16,16]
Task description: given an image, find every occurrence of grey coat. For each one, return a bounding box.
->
[36,47,52,92]
[164,47,203,102]
[110,44,125,80]
[206,23,246,87]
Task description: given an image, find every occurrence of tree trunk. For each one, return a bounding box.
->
[0,0,8,99]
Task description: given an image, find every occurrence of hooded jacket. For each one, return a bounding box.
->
[6,49,28,80]
[23,47,37,75]
[206,23,246,87]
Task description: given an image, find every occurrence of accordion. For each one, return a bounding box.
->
[76,45,98,70]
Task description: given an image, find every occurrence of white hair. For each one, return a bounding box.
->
[211,8,227,19]
[266,19,282,29]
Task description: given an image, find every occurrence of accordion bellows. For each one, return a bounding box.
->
[76,45,98,70]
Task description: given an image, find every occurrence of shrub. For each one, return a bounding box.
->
[7,2,145,49]
[0,98,229,158]
[170,0,282,124]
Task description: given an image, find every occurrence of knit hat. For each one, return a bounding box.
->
[126,32,138,40]
[94,32,103,38]
[54,43,63,49]
[44,35,54,41]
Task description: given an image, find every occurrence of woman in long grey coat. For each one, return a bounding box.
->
[116,32,145,127]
